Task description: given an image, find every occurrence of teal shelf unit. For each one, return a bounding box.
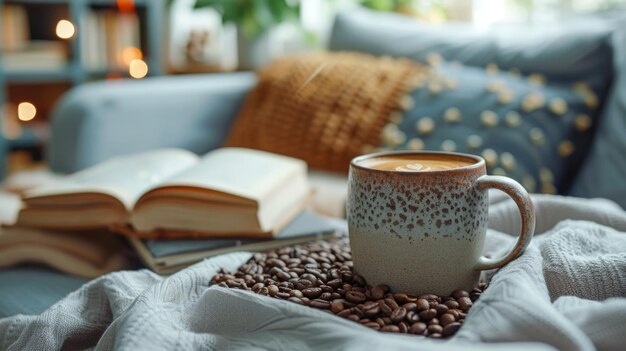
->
[0,0,165,168]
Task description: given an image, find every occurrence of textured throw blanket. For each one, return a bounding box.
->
[1,195,625,351]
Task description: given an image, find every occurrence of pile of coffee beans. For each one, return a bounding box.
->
[210,238,487,339]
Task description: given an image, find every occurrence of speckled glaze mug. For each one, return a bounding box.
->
[347,151,535,295]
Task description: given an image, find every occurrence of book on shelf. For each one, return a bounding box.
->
[130,211,343,274]
[2,41,68,71]
[1,4,29,52]
[1,4,69,71]
[14,148,312,239]
[82,9,141,71]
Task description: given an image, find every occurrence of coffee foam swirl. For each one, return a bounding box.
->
[395,163,432,172]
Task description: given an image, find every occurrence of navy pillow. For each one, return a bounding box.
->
[330,9,615,195]
[376,59,602,194]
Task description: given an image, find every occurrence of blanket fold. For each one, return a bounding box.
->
[1,195,625,351]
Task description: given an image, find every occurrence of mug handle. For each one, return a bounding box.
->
[474,175,536,271]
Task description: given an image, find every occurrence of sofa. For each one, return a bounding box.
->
[2,8,626,317]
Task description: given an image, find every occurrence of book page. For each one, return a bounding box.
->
[149,148,307,203]
[25,149,199,209]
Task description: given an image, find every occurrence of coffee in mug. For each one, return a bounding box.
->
[347,151,535,295]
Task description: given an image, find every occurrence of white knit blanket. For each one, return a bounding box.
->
[1,195,625,351]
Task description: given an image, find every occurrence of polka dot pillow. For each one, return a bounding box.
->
[376,54,602,194]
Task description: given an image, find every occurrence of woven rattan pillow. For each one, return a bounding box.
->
[225,52,423,173]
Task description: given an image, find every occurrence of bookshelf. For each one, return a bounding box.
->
[0,0,165,175]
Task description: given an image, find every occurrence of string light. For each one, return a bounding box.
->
[55,20,75,39]
[129,59,148,79]
[17,102,36,121]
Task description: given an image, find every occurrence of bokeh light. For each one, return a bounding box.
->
[129,59,148,79]
[17,102,37,121]
[55,19,75,39]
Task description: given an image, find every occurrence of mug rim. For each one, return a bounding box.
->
[350,150,486,174]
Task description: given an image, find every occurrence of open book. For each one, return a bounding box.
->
[15,148,311,238]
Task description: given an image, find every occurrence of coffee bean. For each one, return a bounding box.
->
[211,238,485,340]
[327,279,342,290]
[402,302,417,312]
[405,294,418,303]
[252,283,265,293]
[393,293,408,304]
[320,292,332,301]
[266,258,286,268]
[419,308,437,321]
[353,275,367,286]
[347,314,360,322]
[363,301,381,317]
[405,311,420,323]
[364,322,381,330]
[379,300,393,316]
[286,258,301,265]
[346,291,367,304]
[337,309,351,318]
[448,309,461,319]
[350,305,364,317]
[371,284,389,300]
[458,297,473,312]
[451,289,469,299]
[442,322,461,337]
[440,313,456,326]
[300,273,318,285]
[419,294,438,301]
[428,324,443,334]
[444,300,459,309]
[416,298,430,312]
[289,289,304,298]
[341,271,354,283]
[295,279,313,290]
[319,285,333,293]
[288,297,304,305]
[381,325,400,333]
[310,299,330,309]
[409,322,427,335]
[390,307,407,323]
[331,299,345,313]
[276,292,290,299]
[384,298,399,310]
[435,304,449,316]
[302,287,322,299]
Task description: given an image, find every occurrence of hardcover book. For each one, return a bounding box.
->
[15,148,311,239]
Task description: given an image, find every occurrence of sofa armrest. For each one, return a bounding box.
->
[47,72,257,174]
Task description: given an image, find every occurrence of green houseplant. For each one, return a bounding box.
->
[192,0,301,68]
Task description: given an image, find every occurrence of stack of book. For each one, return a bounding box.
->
[1,148,342,277]
[82,9,141,70]
[1,4,68,71]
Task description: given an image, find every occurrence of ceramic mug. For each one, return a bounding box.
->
[347,151,535,295]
